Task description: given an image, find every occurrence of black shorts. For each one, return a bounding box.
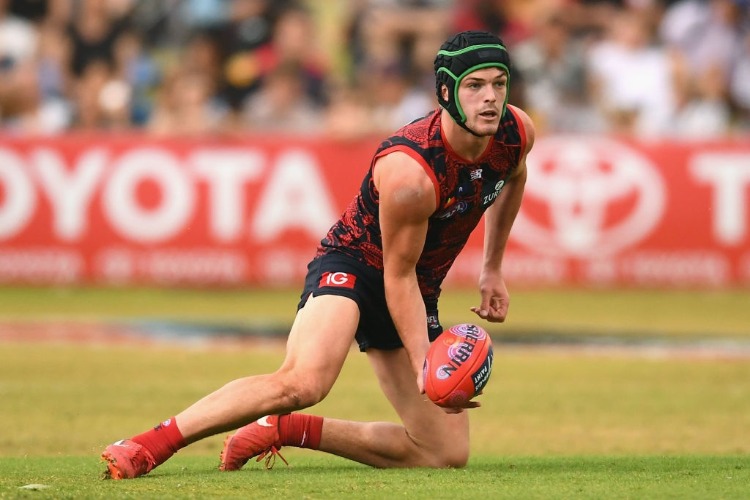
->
[298,251,443,351]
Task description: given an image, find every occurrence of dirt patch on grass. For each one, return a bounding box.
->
[2,320,750,359]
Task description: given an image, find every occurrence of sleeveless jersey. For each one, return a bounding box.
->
[317,106,526,307]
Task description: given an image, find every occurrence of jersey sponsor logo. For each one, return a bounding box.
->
[482,180,505,206]
[319,271,356,289]
[435,200,469,219]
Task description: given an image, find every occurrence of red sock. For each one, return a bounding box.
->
[131,417,187,465]
[278,413,323,450]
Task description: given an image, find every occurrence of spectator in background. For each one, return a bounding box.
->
[670,58,732,138]
[586,6,680,136]
[36,21,72,105]
[355,0,451,65]
[448,0,530,107]
[268,3,328,106]
[21,20,75,133]
[452,0,513,36]
[113,28,160,126]
[349,1,450,89]
[660,0,749,136]
[0,60,48,133]
[729,29,750,132]
[322,83,376,139]
[228,2,328,131]
[148,67,227,136]
[180,0,229,32]
[365,61,435,133]
[660,0,746,83]
[66,0,127,78]
[0,0,39,126]
[219,0,287,110]
[70,59,132,131]
[1,0,748,138]
[512,10,603,133]
[240,60,321,134]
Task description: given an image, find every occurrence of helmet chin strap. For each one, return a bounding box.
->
[442,94,499,138]
[457,117,484,137]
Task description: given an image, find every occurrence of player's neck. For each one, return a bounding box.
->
[440,110,491,163]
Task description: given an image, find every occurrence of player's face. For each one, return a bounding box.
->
[456,67,507,136]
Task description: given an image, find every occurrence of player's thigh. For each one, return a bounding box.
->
[280,293,359,392]
[367,348,469,446]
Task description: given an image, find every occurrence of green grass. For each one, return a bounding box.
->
[2,343,748,459]
[1,455,748,499]
[0,285,749,497]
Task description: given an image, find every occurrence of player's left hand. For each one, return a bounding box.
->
[470,273,509,323]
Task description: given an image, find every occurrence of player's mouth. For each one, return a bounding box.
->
[478,109,498,120]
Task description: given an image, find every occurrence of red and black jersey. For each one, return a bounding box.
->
[317,105,527,306]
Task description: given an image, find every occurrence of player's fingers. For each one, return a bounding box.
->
[472,291,493,318]
[441,406,464,414]
[485,300,508,323]
[470,306,488,319]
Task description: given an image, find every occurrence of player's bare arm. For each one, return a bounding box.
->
[374,151,437,390]
[471,106,536,322]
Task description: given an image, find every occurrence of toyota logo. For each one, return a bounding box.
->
[513,137,666,257]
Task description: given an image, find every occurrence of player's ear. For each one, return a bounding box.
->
[440,83,449,102]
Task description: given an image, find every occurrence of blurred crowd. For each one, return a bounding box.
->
[0,0,748,139]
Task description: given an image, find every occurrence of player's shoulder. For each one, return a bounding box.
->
[506,104,536,154]
[374,150,437,218]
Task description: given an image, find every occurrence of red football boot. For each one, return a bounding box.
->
[101,439,157,480]
[219,415,288,471]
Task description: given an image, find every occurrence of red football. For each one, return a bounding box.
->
[423,323,494,408]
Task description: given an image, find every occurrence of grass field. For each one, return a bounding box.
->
[0,285,749,498]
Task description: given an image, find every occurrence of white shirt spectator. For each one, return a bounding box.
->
[0,10,37,67]
[587,9,677,137]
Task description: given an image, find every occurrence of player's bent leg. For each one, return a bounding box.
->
[176,294,358,441]
[214,294,360,470]
[103,294,359,479]
[317,347,470,468]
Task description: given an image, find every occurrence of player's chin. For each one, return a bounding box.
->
[471,120,499,136]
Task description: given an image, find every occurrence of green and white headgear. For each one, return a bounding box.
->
[434,31,511,135]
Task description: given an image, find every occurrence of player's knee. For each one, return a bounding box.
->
[434,447,469,469]
[274,373,330,410]
[427,440,470,468]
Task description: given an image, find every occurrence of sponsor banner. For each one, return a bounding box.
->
[0,135,748,287]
